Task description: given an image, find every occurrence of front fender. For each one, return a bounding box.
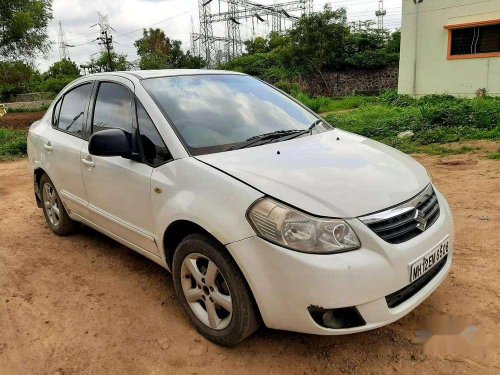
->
[151,157,263,253]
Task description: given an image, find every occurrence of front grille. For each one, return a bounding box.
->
[361,185,440,244]
[385,255,448,308]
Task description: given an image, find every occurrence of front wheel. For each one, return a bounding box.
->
[172,233,259,346]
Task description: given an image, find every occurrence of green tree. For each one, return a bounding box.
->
[344,28,400,69]
[0,0,53,60]
[287,5,349,73]
[0,60,35,99]
[94,52,130,72]
[46,59,80,78]
[224,6,401,82]
[135,28,205,69]
[387,30,401,53]
[244,36,269,55]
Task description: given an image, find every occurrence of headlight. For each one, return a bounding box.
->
[247,198,360,254]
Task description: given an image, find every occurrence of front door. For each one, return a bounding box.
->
[44,82,92,218]
[80,79,158,254]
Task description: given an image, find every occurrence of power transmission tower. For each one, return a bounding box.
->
[195,0,313,68]
[375,0,387,29]
[58,21,72,60]
[91,12,115,72]
[226,1,242,59]
[190,16,199,57]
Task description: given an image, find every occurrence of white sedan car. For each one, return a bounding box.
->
[28,70,454,345]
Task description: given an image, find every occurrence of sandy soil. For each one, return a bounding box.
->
[0,111,46,130]
[0,150,499,374]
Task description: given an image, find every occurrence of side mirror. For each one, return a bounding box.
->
[88,128,132,157]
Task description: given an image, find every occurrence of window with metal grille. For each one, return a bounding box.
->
[449,23,500,58]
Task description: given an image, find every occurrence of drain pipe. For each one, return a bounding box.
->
[413,0,423,97]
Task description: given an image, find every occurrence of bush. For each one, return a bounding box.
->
[324,95,500,151]
[377,90,415,107]
[0,128,27,159]
[36,76,73,95]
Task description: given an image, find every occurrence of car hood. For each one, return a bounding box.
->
[196,129,430,218]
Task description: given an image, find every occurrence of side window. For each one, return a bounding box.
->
[57,83,91,136]
[93,82,133,134]
[52,99,62,127]
[136,100,172,167]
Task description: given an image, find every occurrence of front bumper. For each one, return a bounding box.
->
[226,189,454,335]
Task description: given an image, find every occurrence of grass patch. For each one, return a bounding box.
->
[322,94,500,154]
[317,95,376,113]
[486,150,500,160]
[0,128,27,160]
[7,104,50,113]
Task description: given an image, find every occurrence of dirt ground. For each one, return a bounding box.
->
[0,111,46,130]
[0,147,499,374]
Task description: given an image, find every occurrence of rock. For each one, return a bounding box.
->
[397,130,414,139]
[479,215,489,221]
[188,342,208,356]
[158,336,171,350]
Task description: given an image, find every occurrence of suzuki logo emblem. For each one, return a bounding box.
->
[414,209,427,231]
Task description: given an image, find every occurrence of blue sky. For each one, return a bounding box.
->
[38,0,402,71]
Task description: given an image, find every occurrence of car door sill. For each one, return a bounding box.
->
[88,204,156,242]
[70,212,167,269]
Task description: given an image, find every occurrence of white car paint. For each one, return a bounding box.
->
[197,129,430,218]
[28,70,454,336]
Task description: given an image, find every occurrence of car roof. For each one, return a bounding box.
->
[83,69,245,80]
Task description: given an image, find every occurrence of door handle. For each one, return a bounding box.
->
[44,142,53,151]
[81,158,95,168]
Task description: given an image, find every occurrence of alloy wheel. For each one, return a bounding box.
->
[180,253,233,330]
[42,182,61,227]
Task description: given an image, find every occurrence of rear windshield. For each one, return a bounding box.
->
[142,74,318,155]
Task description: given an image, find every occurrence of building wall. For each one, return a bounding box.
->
[399,0,500,97]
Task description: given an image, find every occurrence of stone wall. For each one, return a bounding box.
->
[296,68,399,97]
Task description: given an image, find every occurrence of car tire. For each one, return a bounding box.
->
[172,233,259,346]
[40,174,78,236]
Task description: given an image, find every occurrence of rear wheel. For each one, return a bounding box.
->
[172,233,259,346]
[40,174,78,236]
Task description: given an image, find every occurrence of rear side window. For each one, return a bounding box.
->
[93,82,133,134]
[52,99,62,126]
[136,101,172,167]
[57,83,92,136]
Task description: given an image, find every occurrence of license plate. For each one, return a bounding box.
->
[409,238,449,283]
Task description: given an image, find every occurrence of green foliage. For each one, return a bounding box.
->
[316,95,377,113]
[95,52,130,71]
[0,128,27,160]
[486,150,500,160]
[344,29,399,69]
[322,96,500,153]
[135,28,205,69]
[287,5,349,73]
[6,104,50,113]
[46,59,80,78]
[377,90,415,107]
[36,76,73,94]
[223,6,401,78]
[0,0,53,59]
[0,60,35,100]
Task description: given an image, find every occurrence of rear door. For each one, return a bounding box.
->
[80,78,159,254]
[43,82,93,218]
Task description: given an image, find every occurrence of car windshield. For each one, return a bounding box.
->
[142,74,324,155]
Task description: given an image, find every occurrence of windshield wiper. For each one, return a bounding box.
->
[228,129,304,151]
[278,119,324,142]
